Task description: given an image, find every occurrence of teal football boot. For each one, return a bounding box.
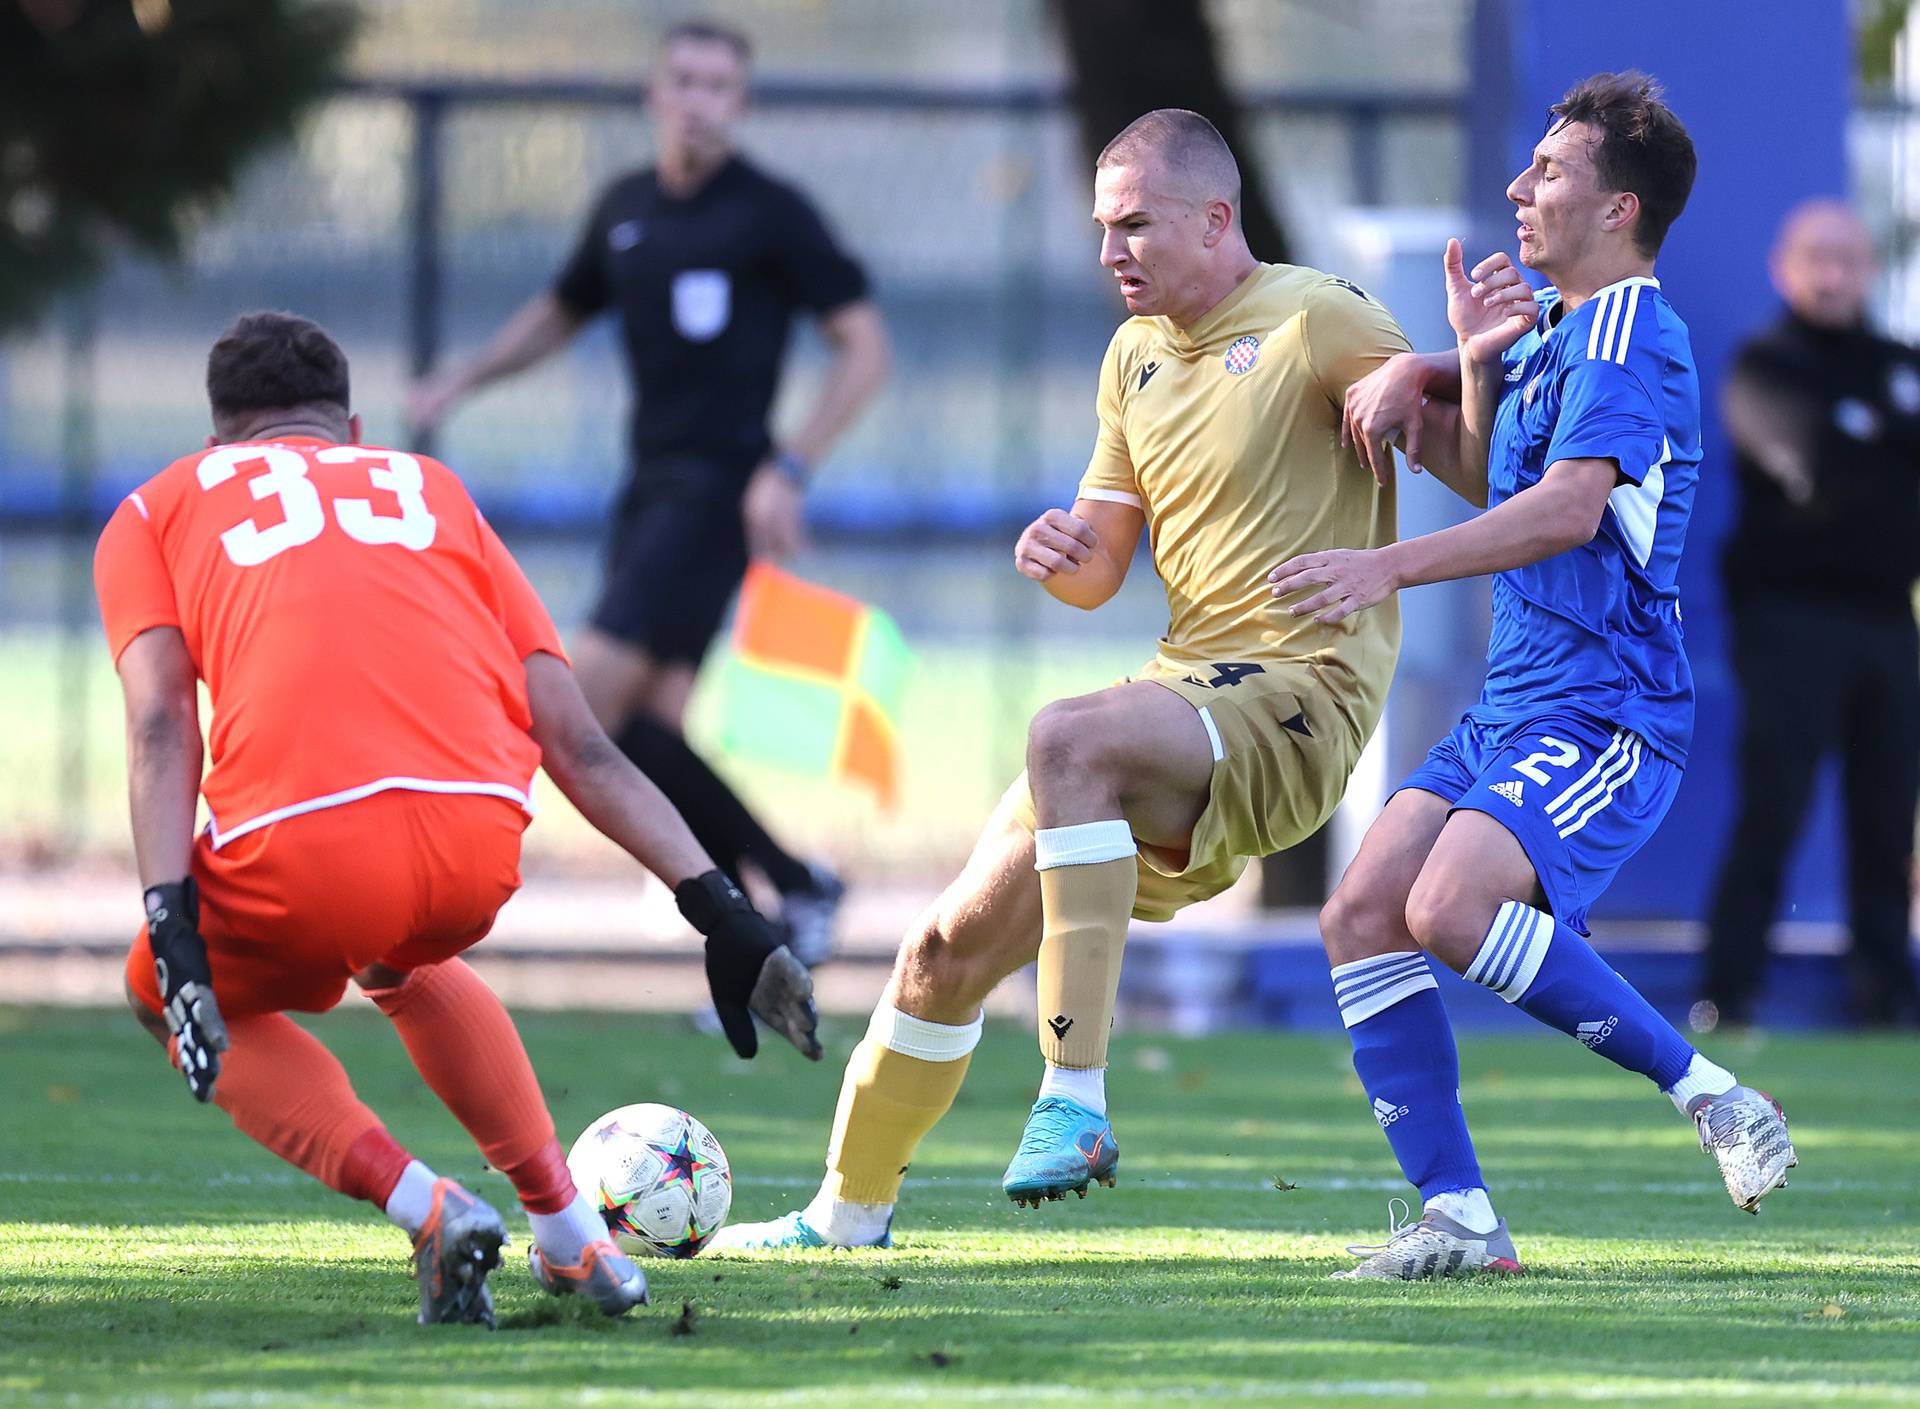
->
[705,1209,892,1253]
[1002,1096,1119,1207]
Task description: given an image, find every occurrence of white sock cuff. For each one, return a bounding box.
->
[1665,1053,1737,1110]
[383,1159,438,1234]
[866,1003,983,1062]
[1464,900,1555,1002]
[1033,819,1137,870]
[1329,951,1439,1028]
[1038,1062,1109,1116]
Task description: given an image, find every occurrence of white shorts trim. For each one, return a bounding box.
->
[1196,706,1226,762]
[205,775,536,850]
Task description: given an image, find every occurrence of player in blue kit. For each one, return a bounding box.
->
[1270,72,1797,1279]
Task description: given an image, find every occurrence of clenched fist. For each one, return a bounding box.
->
[1014,508,1098,582]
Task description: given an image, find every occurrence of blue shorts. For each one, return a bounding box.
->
[1399,713,1682,935]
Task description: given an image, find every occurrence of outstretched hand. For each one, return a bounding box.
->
[1268,547,1400,626]
[1444,238,1540,367]
[676,870,823,1062]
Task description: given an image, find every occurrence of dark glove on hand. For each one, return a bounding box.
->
[675,869,823,1062]
[145,879,229,1102]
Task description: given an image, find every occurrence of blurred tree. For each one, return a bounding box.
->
[1859,0,1912,88]
[0,0,359,330]
[1052,0,1293,265]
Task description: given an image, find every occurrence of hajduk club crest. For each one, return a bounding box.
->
[1223,335,1261,375]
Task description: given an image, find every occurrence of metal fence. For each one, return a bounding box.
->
[0,74,1463,880]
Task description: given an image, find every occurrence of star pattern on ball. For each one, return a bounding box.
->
[649,1127,714,1196]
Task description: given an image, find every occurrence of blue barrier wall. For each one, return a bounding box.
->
[1472,1,1854,923]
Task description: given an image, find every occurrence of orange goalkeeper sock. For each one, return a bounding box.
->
[363,959,574,1214]
[199,1014,413,1206]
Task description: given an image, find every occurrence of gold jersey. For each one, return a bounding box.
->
[1078,261,1410,743]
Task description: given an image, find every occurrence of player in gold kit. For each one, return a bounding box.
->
[714,109,1410,1249]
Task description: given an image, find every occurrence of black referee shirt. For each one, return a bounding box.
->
[1721,311,1920,607]
[553,155,869,473]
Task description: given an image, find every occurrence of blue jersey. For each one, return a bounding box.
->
[1474,275,1703,763]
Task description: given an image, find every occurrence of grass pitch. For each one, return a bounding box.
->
[2,1008,1916,1409]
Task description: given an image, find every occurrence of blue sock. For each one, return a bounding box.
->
[1332,952,1485,1200]
[1465,901,1694,1090]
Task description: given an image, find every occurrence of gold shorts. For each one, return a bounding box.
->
[1005,655,1369,922]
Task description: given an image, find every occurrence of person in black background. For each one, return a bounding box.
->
[411,19,890,960]
[1701,199,1920,1028]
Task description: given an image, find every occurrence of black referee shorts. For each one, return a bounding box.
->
[589,461,753,666]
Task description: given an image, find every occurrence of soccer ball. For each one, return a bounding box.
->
[566,1103,733,1258]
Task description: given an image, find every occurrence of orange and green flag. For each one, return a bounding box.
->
[713,563,911,809]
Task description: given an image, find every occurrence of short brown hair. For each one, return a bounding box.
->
[661,18,752,65]
[206,312,350,427]
[1097,108,1242,209]
[1549,71,1696,256]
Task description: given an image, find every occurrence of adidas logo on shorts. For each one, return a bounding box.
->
[1576,1016,1619,1049]
[1372,1096,1410,1129]
[1491,780,1525,807]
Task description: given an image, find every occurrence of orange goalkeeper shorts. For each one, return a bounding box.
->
[127,789,528,1020]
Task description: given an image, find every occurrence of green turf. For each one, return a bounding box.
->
[2,1009,1916,1408]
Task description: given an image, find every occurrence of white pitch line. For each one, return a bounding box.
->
[0,1170,1891,1197]
[53,1377,1920,1409]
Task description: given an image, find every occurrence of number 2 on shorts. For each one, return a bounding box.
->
[1511,735,1579,786]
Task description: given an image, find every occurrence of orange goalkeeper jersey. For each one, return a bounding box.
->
[94,436,564,848]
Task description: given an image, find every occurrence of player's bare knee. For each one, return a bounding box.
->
[893,913,992,1017]
[1319,883,1394,967]
[1025,697,1109,792]
[1403,872,1485,971]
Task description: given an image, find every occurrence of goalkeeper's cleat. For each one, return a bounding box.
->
[705,1210,892,1254]
[1331,1199,1524,1281]
[1002,1096,1119,1208]
[781,864,846,969]
[411,1179,506,1327]
[1688,1084,1797,1213]
[527,1239,649,1316]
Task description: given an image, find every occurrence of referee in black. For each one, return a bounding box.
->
[1701,199,1920,1028]
[410,19,890,960]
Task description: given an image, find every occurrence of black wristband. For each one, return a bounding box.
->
[143,878,198,937]
[674,869,750,936]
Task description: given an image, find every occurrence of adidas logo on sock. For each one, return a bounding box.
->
[1491,780,1525,806]
[1372,1096,1410,1128]
[1576,1016,1619,1049]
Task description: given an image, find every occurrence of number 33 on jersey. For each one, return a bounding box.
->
[94,436,565,851]
[197,443,438,565]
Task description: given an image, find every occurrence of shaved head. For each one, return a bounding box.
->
[1771,197,1874,329]
[1097,108,1242,215]
[1775,197,1870,263]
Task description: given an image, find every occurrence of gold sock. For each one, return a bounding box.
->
[1035,851,1138,1069]
[822,1029,975,1204]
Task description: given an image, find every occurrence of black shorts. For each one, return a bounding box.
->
[589,460,753,665]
